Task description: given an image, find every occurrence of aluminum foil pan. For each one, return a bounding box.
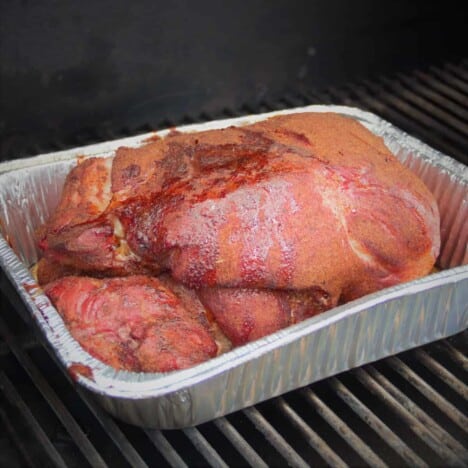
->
[0,105,466,429]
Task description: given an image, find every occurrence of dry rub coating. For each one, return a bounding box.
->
[38,112,440,370]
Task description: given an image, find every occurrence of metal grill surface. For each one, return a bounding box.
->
[1,59,467,468]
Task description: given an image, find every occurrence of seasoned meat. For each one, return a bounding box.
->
[38,112,440,371]
[44,275,218,372]
[39,112,439,301]
[198,287,335,346]
[157,273,233,354]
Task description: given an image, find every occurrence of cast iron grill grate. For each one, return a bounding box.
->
[0,59,467,468]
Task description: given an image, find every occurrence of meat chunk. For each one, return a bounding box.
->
[157,273,233,354]
[44,276,218,372]
[39,112,439,305]
[198,287,336,346]
[38,112,440,371]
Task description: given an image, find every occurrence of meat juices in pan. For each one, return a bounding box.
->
[38,112,440,372]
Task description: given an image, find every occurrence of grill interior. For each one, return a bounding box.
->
[0,59,467,468]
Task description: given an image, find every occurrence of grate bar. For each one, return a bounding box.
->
[414,349,468,399]
[281,92,309,107]
[213,417,268,468]
[445,63,468,80]
[413,70,468,108]
[73,386,149,468]
[0,316,108,468]
[296,89,330,105]
[327,82,467,161]
[366,365,467,458]
[183,427,229,468]
[256,100,276,112]
[145,430,188,468]
[329,377,428,468]
[430,66,468,95]
[326,85,370,106]
[0,298,148,466]
[302,387,387,468]
[273,74,466,166]
[381,76,468,134]
[355,367,467,467]
[275,397,348,468]
[326,85,366,106]
[386,356,468,431]
[439,341,468,371]
[0,332,39,356]
[396,74,468,121]
[354,367,461,465]
[0,372,68,468]
[243,406,309,468]
[0,406,36,468]
[339,83,467,162]
[361,79,468,149]
[314,89,336,105]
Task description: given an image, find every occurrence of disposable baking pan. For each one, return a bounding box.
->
[0,105,466,429]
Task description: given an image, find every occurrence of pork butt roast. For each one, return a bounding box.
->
[38,112,440,371]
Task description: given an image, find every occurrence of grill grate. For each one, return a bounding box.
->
[1,59,467,468]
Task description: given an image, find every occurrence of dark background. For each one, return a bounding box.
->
[0,0,466,159]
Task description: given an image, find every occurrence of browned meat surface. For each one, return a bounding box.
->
[157,273,232,354]
[38,112,441,372]
[44,275,218,372]
[39,113,439,297]
[198,287,335,345]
